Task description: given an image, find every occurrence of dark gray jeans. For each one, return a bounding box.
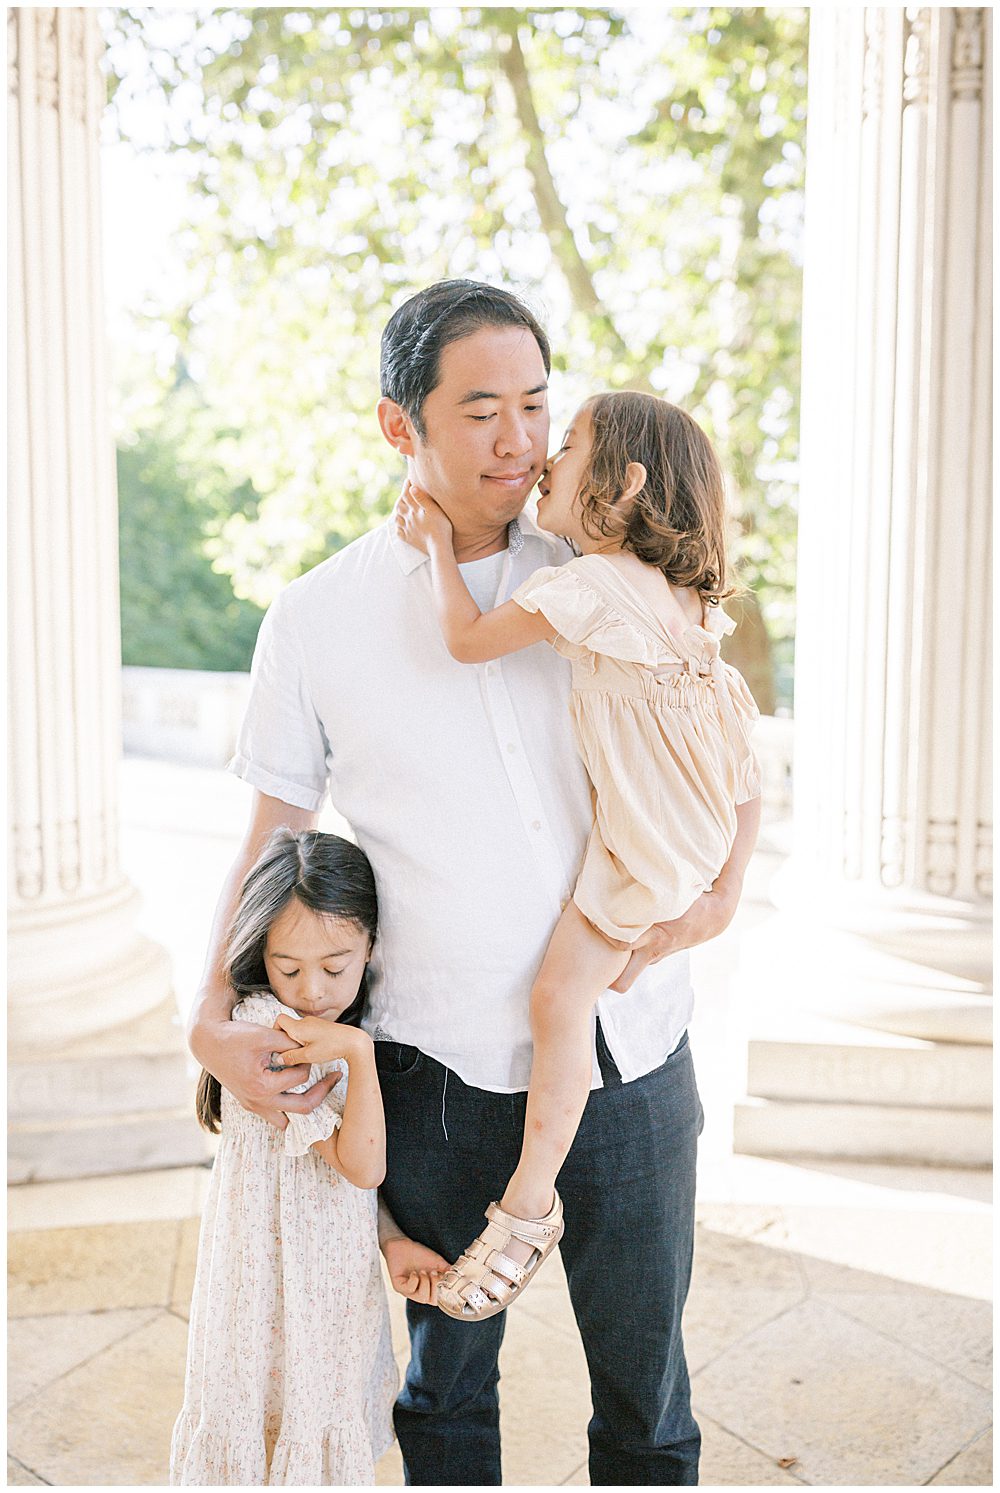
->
[376,1025,703,1486]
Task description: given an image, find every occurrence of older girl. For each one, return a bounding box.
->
[396,391,761,1321]
[171,829,444,1485]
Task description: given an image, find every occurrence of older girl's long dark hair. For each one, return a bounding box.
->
[196,829,378,1133]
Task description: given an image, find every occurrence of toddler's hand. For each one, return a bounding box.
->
[271,1012,371,1068]
[382,1235,450,1305]
[395,480,453,555]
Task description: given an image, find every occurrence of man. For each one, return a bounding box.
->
[189,280,761,1485]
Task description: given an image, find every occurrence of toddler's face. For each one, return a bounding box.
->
[535,402,593,543]
[264,899,372,1020]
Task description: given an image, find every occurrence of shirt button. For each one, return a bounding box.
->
[506,743,517,754]
[532,820,542,831]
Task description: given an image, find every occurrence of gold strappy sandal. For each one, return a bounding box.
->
[437,1192,564,1322]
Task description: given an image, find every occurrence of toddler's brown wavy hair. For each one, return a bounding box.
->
[579,391,736,606]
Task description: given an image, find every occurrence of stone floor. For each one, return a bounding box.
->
[6,1157,994,1487]
[6,758,994,1486]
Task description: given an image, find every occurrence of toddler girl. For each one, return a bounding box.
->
[395,391,761,1321]
[171,829,440,1484]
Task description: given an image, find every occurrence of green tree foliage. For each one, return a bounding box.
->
[105,7,806,705]
[117,385,266,670]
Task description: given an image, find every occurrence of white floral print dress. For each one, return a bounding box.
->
[170,993,398,1486]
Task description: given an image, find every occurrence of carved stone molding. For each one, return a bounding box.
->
[953,8,985,100]
[13,827,43,902]
[862,7,884,119]
[880,815,906,889]
[903,7,932,105]
[926,819,959,897]
[976,826,992,896]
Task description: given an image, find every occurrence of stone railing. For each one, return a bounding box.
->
[122,666,796,813]
[122,667,253,768]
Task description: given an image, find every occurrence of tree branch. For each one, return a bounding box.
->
[494,16,643,377]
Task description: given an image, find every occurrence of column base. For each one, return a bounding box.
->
[733,896,993,1168]
[8,879,177,1047]
[734,1011,992,1167]
[8,997,212,1183]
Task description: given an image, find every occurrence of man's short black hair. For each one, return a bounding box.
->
[380,280,551,438]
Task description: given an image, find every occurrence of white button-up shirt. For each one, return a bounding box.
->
[229,511,693,1092]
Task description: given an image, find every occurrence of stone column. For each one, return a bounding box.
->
[735,7,992,1165]
[8,8,204,1178]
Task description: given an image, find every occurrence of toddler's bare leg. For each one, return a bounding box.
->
[499,901,630,1270]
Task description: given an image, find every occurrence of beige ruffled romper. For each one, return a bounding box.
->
[513,554,761,944]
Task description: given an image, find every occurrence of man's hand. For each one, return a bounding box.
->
[611,795,762,993]
[381,1235,451,1306]
[610,886,738,994]
[395,480,454,555]
[193,1015,340,1130]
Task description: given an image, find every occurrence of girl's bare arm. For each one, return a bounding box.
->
[310,1034,385,1189]
[395,484,555,663]
[274,1016,386,1189]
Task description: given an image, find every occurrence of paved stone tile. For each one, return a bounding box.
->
[692,1297,992,1486]
[928,1427,993,1485]
[8,1307,159,1409]
[376,1441,404,1485]
[685,1288,802,1376]
[8,1221,180,1317]
[7,1167,209,1232]
[6,1456,44,1485]
[516,1258,579,1340]
[169,1216,201,1320]
[822,1289,992,1390]
[698,1413,805,1485]
[7,1311,188,1485]
[778,1206,992,1300]
[497,1303,591,1485]
[693,1218,805,1289]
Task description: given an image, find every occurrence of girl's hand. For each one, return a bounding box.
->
[395,480,453,555]
[271,1012,372,1069]
[381,1235,451,1306]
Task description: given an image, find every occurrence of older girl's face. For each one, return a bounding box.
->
[534,402,593,543]
[263,898,372,1020]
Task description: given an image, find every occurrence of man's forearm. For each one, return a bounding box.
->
[186,848,254,1065]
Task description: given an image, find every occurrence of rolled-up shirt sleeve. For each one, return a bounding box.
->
[228,588,330,811]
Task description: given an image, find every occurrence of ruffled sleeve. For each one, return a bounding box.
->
[512,561,662,666]
[721,662,763,803]
[283,1073,345,1159]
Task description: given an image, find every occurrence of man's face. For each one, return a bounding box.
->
[409,325,550,532]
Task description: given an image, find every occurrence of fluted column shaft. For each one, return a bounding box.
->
[8,7,170,1047]
[780,6,991,1042]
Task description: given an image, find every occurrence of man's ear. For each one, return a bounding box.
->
[377,397,418,457]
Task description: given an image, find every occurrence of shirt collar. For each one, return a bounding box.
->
[390,515,525,574]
